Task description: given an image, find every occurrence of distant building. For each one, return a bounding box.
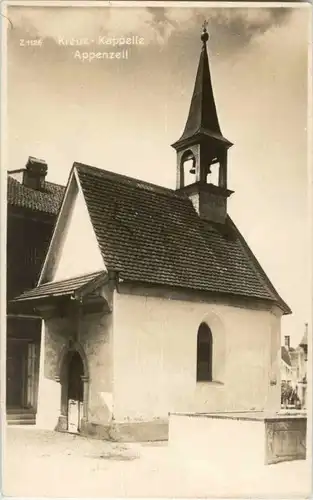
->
[298,325,308,407]
[280,326,308,408]
[281,343,294,385]
[7,157,64,424]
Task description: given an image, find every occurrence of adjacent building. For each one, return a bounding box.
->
[7,158,64,424]
[12,28,290,441]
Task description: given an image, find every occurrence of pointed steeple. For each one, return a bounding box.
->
[172,24,234,225]
[299,323,308,354]
[172,25,232,149]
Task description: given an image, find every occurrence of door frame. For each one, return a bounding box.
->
[6,338,37,410]
[56,341,89,432]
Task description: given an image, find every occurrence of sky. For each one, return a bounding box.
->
[4,3,311,346]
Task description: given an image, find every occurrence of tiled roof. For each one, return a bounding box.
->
[73,162,290,314]
[14,271,105,302]
[289,349,300,367]
[281,346,292,367]
[7,176,65,215]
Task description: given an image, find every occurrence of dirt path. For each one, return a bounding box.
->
[3,426,311,498]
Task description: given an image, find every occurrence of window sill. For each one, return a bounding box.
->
[196,380,224,387]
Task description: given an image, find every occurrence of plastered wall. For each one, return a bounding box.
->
[37,296,113,429]
[112,292,282,422]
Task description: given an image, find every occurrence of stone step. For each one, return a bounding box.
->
[7,419,36,426]
[6,411,36,426]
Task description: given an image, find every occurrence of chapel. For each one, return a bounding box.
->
[13,26,290,441]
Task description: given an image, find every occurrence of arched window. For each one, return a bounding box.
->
[197,323,213,382]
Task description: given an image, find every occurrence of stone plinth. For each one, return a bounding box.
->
[169,411,307,466]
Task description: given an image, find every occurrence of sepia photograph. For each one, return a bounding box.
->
[1,1,312,497]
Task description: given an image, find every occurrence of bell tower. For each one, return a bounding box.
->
[171,23,233,224]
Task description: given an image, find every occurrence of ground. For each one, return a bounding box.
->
[3,426,311,498]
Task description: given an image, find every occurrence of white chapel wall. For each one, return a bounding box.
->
[79,309,113,424]
[36,284,114,430]
[36,316,71,429]
[52,179,105,282]
[265,309,282,411]
[112,292,281,422]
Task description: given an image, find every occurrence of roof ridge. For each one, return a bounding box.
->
[8,175,65,190]
[74,162,183,199]
[45,180,65,188]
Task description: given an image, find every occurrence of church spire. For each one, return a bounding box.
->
[173,22,231,149]
[172,24,234,225]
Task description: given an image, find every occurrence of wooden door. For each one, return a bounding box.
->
[6,341,27,408]
[26,343,38,408]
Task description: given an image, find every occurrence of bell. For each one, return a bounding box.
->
[189,166,196,174]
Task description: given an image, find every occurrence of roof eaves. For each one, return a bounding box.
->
[13,290,74,303]
[74,270,108,299]
[117,277,282,308]
[11,271,106,305]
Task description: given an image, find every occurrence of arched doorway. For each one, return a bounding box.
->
[58,347,88,434]
[67,351,84,433]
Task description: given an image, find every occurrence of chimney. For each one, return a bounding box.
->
[284,335,290,350]
[23,156,48,190]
